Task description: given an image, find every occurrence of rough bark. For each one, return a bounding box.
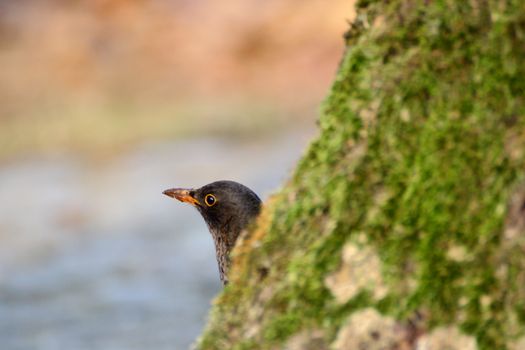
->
[197,1,525,349]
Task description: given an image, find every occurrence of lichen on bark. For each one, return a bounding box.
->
[197,1,525,349]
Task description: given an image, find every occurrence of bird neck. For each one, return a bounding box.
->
[208,223,240,285]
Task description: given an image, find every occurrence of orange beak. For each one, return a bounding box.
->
[162,188,201,206]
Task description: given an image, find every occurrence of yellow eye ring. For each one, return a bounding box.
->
[205,194,217,207]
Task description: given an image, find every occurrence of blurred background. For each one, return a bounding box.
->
[0,0,353,349]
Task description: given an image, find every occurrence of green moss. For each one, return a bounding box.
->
[262,313,302,342]
[198,1,525,349]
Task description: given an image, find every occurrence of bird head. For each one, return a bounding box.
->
[163,180,262,237]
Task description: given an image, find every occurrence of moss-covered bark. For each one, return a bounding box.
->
[197,1,525,349]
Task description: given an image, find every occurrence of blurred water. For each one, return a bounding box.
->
[0,129,315,350]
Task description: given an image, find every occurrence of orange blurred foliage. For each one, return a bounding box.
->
[0,0,354,114]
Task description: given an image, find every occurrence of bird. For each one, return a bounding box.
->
[163,180,262,285]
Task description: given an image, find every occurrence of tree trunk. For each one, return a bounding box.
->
[197,1,525,349]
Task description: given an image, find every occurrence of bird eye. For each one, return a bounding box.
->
[205,194,217,207]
